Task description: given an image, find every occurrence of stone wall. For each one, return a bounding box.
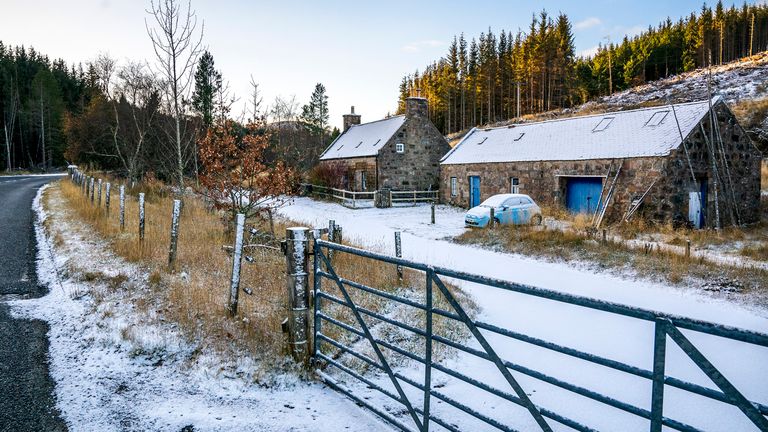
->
[318,157,376,191]
[440,157,665,222]
[658,101,762,226]
[377,98,451,191]
[440,101,762,227]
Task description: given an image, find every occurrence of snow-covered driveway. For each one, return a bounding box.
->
[279,198,768,432]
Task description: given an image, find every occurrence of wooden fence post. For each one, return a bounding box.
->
[105,183,111,215]
[285,226,310,365]
[395,231,403,281]
[686,240,691,259]
[138,193,145,242]
[89,177,95,203]
[97,179,102,207]
[327,220,336,264]
[431,202,436,224]
[227,213,245,317]
[489,208,495,228]
[119,185,125,230]
[167,199,181,269]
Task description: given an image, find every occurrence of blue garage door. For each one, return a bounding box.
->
[565,177,604,214]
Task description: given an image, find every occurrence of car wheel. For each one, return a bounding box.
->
[530,214,542,226]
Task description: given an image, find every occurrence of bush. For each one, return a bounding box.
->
[307,161,347,188]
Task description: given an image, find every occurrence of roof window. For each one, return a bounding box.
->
[477,137,488,145]
[645,111,669,127]
[336,145,344,151]
[372,139,382,147]
[592,117,614,132]
[355,141,363,148]
[513,132,525,141]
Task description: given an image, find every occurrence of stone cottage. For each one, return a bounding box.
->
[440,97,762,228]
[318,97,450,191]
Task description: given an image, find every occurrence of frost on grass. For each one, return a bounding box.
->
[9,182,389,432]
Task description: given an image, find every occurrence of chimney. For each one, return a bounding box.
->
[405,97,428,119]
[342,106,361,132]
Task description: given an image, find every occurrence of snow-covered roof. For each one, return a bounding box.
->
[319,115,406,160]
[441,97,720,165]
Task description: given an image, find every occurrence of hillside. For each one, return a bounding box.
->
[451,52,768,153]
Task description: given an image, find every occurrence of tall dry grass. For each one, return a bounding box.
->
[58,175,474,378]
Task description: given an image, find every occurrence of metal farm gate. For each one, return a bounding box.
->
[301,232,768,432]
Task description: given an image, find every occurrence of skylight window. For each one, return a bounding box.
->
[477,137,488,145]
[592,117,614,132]
[337,145,344,151]
[645,111,669,127]
[513,132,525,141]
[355,141,363,148]
[372,139,381,146]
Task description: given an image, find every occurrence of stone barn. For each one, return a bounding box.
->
[440,97,762,228]
[318,97,450,191]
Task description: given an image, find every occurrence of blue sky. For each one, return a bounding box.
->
[1,0,763,128]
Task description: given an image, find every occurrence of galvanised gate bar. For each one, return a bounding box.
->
[311,238,768,432]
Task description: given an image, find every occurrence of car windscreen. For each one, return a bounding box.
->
[479,196,508,207]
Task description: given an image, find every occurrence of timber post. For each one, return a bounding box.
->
[97,179,102,207]
[285,227,310,366]
[168,199,182,269]
[327,219,336,264]
[89,177,95,203]
[105,182,111,215]
[395,231,403,282]
[138,193,145,242]
[431,201,436,224]
[489,208,495,228]
[119,185,125,230]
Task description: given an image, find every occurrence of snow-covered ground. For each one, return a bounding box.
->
[9,185,389,432]
[279,198,768,432]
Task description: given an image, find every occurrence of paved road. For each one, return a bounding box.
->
[0,174,67,432]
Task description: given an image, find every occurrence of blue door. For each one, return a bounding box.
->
[566,177,604,214]
[699,178,708,227]
[469,176,481,207]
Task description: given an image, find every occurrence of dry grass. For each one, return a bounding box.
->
[455,223,768,307]
[57,176,473,379]
[762,160,768,191]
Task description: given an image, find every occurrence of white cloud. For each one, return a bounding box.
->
[579,45,600,58]
[574,17,601,31]
[402,40,445,53]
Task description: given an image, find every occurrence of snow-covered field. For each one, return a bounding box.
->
[10,185,389,432]
[279,198,768,432]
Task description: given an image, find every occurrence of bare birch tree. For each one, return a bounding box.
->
[145,0,203,190]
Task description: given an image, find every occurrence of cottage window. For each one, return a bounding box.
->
[450,177,457,197]
[592,117,614,132]
[396,143,405,153]
[510,177,520,194]
[361,171,367,191]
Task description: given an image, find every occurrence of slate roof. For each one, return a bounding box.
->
[319,115,406,160]
[440,97,720,165]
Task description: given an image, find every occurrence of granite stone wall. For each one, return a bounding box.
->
[377,98,451,191]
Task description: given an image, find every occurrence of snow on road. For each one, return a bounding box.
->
[279,198,768,432]
[9,186,390,432]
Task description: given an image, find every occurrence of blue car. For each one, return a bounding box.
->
[465,194,542,228]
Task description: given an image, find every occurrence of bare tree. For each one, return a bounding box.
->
[248,75,264,122]
[146,0,203,190]
[92,53,117,95]
[111,61,161,182]
[3,84,19,172]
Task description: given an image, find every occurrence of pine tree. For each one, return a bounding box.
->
[191,51,222,129]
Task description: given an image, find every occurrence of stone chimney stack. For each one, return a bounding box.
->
[405,97,428,119]
[342,106,361,132]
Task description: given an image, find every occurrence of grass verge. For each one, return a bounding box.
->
[54,176,473,380]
